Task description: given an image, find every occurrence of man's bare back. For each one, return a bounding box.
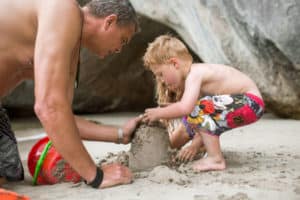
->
[0,0,35,96]
[192,63,262,98]
[0,0,80,98]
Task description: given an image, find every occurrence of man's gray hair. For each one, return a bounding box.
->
[86,0,139,32]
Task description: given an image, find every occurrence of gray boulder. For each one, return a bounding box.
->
[3,0,300,119]
[130,0,300,118]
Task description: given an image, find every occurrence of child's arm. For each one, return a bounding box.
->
[144,71,202,122]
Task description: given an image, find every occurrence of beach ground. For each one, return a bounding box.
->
[2,113,300,200]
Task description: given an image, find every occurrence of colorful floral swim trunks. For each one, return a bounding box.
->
[182,93,264,138]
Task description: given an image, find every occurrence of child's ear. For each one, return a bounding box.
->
[169,57,180,69]
[104,14,117,30]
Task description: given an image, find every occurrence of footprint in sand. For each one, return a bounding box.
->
[218,192,252,200]
[294,186,300,195]
[193,194,210,200]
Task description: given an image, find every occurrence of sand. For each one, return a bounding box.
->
[128,123,170,172]
[2,112,300,200]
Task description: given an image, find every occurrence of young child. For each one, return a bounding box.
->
[156,83,206,163]
[142,35,264,172]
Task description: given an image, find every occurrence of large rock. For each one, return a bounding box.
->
[130,0,300,119]
[2,0,300,119]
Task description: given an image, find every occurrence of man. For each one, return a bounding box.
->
[0,0,140,189]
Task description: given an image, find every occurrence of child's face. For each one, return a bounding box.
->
[151,63,182,91]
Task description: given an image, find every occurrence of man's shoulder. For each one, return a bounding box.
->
[37,0,82,31]
[37,0,81,17]
[35,0,82,51]
[38,0,79,7]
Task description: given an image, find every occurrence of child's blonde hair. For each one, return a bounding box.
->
[143,35,193,70]
[143,35,193,104]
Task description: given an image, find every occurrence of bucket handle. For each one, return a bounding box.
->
[33,141,53,185]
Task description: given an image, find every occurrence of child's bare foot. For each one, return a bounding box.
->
[193,156,226,172]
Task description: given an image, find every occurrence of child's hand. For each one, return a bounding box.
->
[143,107,161,124]
[177,145,199,162]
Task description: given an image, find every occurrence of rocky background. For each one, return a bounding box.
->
[3,0,300,119]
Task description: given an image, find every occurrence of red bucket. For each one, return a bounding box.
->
[28,136,81,185]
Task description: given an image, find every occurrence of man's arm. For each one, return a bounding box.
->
[33,1,133,188]
[75,115,142,144]
[75,116,120,142]
[33,0,97,184]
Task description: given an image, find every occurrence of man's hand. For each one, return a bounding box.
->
[121,115,143,144]
[143,107,162,124]
[99,163,133,188]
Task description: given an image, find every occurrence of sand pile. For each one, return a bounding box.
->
[99,123,174,170]
[98,123,196,185]
[128,123,170,172]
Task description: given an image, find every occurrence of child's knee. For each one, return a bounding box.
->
[169,139,181,149]
[169,128,191,149]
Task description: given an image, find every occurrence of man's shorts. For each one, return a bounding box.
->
[182,93,264,138]
[0,107,24,181]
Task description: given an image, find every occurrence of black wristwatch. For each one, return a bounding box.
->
[85,167,104,188]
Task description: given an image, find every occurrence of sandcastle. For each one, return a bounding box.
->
[128,123,170,172]
[99,122,177,172]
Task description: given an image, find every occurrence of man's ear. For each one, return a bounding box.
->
[169,57,180,69]
[104,14,118,30]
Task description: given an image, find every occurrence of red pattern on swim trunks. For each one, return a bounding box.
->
[226,105,258,128]
[201,100,215,114]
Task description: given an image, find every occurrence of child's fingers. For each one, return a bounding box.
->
[141,114,149,123]
[175,153,182,162]
[184,152,193,162]
[188,152,195,162]
[189,152,196,161]
[137,114,144,120]
[177,151,183,161]
[179,149,195,163]
[183,152,190,161]
[179,150,188,162]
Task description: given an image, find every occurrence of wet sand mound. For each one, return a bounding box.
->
[99,123,178,172]
[128,124,170,172]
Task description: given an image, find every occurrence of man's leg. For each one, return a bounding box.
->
[0,108,24,181]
